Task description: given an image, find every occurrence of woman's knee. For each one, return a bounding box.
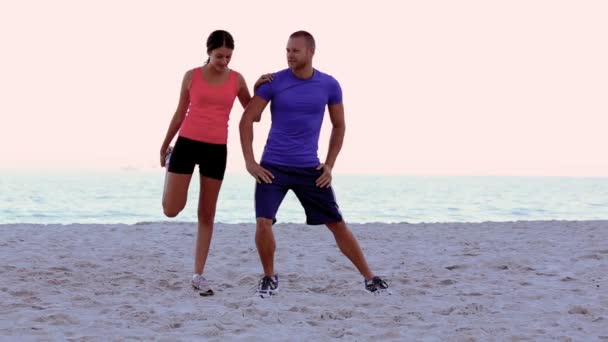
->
[198,208,216,225]
[163,200,185,218]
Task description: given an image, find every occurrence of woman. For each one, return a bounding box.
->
[160,30,268,296]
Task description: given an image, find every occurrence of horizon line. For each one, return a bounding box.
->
[1,166,607,178]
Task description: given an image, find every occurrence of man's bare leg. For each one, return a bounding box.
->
[256,218,276,277]
[326,221,374,280]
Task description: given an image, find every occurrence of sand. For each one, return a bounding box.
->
[1,220,607,341]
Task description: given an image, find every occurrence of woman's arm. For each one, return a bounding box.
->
[160,70,192,167]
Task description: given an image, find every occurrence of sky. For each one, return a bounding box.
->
[1,0,607,176]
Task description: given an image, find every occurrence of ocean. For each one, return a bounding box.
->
[1,170,607,224]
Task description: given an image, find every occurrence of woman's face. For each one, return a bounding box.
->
[208,46,233,72]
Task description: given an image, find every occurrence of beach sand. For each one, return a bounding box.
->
[1,221,607,341]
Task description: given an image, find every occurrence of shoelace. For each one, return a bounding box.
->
[259,277,277,290]
[193,276,210,288]
[374,278,388,289]
[366,277,388,292]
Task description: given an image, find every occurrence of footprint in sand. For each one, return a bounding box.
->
[288,305,311,313]
[238,275,257,286]
[495,264,535,272]
[10,290,35,297]
[74,261,100,269]
[0,265,17,273]
[169,322,182,329]
[568,306,590,315]
[445,265,466,271]
[156,279,182,291]
[306,320,320,327]
[407,311,425,321]
[33,313,79,325]
[535,272,558,277]
[48,266,72,272]
[328,328,348,338]
[318,310,353,320]
[47,278,70,286]
[578,254,602,261]
[439,279,457,286]
[309,285,330,293]
[435,303,485,316]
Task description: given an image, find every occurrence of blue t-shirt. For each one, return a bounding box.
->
[255,68,342,167]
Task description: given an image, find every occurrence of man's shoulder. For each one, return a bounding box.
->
[262,69,291,88]
[273,68,291,79]
[314,69,340,85]
[256,69,289,98]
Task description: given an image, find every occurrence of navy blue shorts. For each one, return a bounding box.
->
[167,136,227,180]
[255,162,344,225]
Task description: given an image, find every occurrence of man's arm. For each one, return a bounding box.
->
[239,96,274,183]
[315,103,345,188]
[239,96,267,164]
[325,103,346,168]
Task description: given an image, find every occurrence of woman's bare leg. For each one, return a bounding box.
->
[162,171,192,217]
[193,175,223,274]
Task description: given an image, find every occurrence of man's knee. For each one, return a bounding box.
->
[326,220,346,232]
[256,217,274,230]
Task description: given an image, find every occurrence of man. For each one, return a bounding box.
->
[239,30,389,298]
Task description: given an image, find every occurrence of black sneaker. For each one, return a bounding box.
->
[365,276,391,295]
[256,274,279,298]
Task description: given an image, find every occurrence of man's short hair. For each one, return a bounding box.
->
[289,30,316,49]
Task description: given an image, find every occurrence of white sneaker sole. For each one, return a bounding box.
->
[256,289,279,298]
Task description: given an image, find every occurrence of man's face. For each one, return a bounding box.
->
[286,37,313,69]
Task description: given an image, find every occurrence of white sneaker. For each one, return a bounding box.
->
[192,274,214,296]
[255,274,279,298]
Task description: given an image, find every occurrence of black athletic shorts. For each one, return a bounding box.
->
[167,136,227,180]
[255,162,343,225]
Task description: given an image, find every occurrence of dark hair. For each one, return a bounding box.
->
[205,30,235,64]
[289,30,315,49]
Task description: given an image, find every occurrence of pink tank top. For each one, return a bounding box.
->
[178,68,239,144]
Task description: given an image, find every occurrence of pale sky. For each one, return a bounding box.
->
[1,0,607,176]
